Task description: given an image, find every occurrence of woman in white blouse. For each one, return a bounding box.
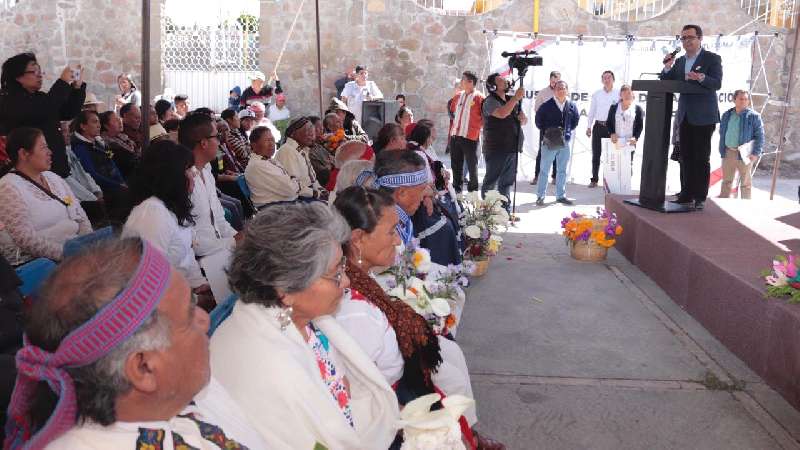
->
[606,84,644,164]
[244,125,301,208]
[0,127,91,265]
[121,140,216,310]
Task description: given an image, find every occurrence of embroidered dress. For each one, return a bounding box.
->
[306,323,354,428]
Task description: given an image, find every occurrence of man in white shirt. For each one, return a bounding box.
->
[178,113,239,303]
[341,65,383,124]
[5,238,269,450]
[245,125,301,207]
[586,70,620,187]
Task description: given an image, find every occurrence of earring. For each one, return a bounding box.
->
[357,247,363,266]
[277,305,293,331]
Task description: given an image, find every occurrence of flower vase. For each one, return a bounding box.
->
[570,241,608,262]
[471,259,490,277]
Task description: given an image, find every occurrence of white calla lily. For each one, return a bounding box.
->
[430,298,451,317]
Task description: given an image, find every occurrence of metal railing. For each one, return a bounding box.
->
[740,0,797,28]
[413,0,507,16]
[578,0,672,22]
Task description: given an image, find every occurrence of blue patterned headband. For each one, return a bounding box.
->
[355,169,428,189]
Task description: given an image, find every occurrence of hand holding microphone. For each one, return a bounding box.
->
[663,48,680,69]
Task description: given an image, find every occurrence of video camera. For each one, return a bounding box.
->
[501,50,543,77]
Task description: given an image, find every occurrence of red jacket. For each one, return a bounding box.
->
[449,91,484,141]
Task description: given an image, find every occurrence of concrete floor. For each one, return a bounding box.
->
[458,174,800,450]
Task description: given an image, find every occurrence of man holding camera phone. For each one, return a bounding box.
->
[481,73,527,213]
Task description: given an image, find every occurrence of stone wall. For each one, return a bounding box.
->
[261,0,797,170]
[0,0,152,113]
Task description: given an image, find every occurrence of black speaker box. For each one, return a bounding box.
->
[361,100,401,140]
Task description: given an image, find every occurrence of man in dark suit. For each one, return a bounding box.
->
[660,24,722,210]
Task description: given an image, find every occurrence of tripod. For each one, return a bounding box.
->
[510,75,526,225]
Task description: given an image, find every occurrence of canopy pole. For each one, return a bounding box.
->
[140,0,151,154]
[315,0,323,117]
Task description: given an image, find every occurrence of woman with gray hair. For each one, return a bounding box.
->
[210,202,400,449]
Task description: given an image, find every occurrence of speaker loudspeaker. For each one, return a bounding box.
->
[361,100,400,141]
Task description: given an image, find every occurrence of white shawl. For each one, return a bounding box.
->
[210,301,400,450]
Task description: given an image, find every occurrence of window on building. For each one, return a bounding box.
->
[413,0,508,16]
[575,0,675,22]
[740,0,798,28]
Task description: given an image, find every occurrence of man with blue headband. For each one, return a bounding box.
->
[358,150,431,246]
[4,238,269,449]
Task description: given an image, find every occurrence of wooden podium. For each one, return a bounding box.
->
[626,80,709,213]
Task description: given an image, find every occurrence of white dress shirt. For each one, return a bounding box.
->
[189,164,236,258]
[587,87,620,127]
[244,154,301,206]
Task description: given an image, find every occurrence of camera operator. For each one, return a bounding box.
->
[481,73,526,214]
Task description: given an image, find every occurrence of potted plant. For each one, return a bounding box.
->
[460,190,508,276]
[561,208,623,261]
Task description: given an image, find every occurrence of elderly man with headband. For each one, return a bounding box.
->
[4,238,272,449]
[357,150,431,246]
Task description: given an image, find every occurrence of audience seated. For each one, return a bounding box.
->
[71,111,127,196]
[173,94,190,119]
[211,118,254,219]
[221,108,251,167]
[0,127,91,265]
[327,98,369,143]
[334,186,504,449]
[4,238,269,449]
[0,52,86,178]
[60,120,102,204]
[237,108,256,137]
[275,117,327,200]
[100,110,139,180]
[178,113,238,303]
[122,139,216,311]
[330,159,374,203]
[244,125,300,208]
[406,121,463,266]
[373,122,407,154]
[395,105,414,130]
[248,101,281,143]
[154,98,178,124]
[307,115,335,188]
[210,202,400,449]
[148,104,169,142]
[119,103,143,156]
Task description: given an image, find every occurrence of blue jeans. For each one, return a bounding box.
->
[536,143,571,199]
[481,151,517,211]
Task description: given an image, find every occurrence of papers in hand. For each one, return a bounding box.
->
[738,141,754,161]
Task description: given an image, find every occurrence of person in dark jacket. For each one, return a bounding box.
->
[327,97,369,143]
[0,53,86,178]
[240,71,283,108]
[535,80,580,206]
[605,84,644,165]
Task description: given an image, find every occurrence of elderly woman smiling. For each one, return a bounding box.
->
[210,202,399,449]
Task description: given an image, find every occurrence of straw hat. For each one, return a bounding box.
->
[83,92,104,107]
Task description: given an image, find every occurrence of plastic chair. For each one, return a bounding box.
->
[236,175,252,199]
[208,293,238,336]
[15,258,56,297]
[63,226,115,258]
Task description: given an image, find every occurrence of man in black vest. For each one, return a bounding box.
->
[481,73,526,214]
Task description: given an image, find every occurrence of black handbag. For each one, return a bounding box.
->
[543,127,565,148]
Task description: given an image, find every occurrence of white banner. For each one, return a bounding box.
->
[488,34,754,191]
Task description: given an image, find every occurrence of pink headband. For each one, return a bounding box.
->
[4,242,172,450]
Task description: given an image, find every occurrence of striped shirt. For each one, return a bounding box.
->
[449,90,484,141]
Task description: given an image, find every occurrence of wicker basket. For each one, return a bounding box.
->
[570,241,608,262]
[471,259,490,277]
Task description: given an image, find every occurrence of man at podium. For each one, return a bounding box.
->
[660,24,722,211]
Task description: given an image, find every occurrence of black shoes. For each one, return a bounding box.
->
[693,200,705,210]
[556,197,574,205]
[536,197,545,206]
[669,196,692,204]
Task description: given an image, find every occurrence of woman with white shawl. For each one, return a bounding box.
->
[210,201,399,449]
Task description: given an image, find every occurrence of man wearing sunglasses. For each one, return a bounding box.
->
[660,24,723,211]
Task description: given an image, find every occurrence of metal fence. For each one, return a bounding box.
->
[740,0,797,28]
[161,12,260,111]
[578,0,673,22]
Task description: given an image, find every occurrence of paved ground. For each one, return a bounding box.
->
[457,173,800,450]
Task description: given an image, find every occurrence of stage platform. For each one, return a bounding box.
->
[606,194,800,410]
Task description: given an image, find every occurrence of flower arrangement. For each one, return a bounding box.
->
[460,190,508,261]
[561,208,623,248]
[376,241,470,335]
[762,254,800,303]
[324,128,346,152]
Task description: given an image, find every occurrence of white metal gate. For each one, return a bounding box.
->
[161,5,260,112]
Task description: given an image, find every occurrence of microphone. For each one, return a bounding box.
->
[663,48,680,64]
